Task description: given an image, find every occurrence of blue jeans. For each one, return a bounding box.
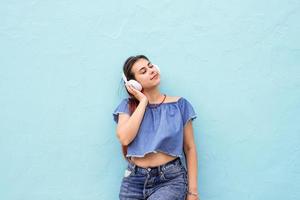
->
[119,157,188,200]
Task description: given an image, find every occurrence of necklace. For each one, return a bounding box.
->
[148,94,167,108]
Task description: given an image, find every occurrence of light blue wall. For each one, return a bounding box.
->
[1,1,299,199]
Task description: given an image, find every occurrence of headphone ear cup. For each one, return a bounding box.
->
[122,72,143,91]
[153,64,160,74]
[128,80,143,91]
[122,73,128,83]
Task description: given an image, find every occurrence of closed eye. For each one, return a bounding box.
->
[141,65,153,74]
[140,63,153,74]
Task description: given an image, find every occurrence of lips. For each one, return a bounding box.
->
[151,74,158,80]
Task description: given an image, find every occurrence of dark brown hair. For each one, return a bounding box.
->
[121,55,150,161]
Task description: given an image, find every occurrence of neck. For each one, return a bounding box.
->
[143,87,164,104]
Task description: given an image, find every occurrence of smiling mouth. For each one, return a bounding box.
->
[151,74,158,80]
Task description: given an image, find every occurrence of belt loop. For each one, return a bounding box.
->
[161,163,166,172]
[176,158,181,167]
[158,165,161,174]
[132,164,136,174]
[127,157,136,174]
[178,157,182,166]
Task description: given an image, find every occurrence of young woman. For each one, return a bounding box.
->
[113,55,199,200]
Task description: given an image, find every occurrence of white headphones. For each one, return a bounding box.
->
[122,64,160,91]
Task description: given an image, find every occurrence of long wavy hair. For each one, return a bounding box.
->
[121,55,150,161]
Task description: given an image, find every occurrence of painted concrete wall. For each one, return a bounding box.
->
[0,1,299,199]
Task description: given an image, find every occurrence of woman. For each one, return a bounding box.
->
[113,55,199,200]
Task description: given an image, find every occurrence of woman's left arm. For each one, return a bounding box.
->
[183,120,200,200]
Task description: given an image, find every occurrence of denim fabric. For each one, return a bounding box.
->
[119,157,188,200]
[112,97,197,158]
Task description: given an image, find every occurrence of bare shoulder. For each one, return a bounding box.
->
[165,96,182,103]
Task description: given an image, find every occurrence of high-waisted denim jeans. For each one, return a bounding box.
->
[119,157,188,200]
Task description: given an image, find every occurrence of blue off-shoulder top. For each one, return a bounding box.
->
[112,97,197,159]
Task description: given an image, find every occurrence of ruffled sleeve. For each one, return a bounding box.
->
[178,97,197,127]
[112,98,130,124]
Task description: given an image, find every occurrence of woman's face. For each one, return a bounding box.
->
[131,58,160,89]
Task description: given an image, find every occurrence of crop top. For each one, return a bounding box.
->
[112,97,197,159]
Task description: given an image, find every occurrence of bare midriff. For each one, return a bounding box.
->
[130,152,178,168]
[129,96,182,168]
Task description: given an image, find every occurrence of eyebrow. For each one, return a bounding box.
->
[138,62,151,72]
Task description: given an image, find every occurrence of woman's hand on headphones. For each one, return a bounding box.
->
[125,83,148,104]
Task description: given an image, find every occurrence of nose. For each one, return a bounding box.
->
[151,66,157,73]
[150,68,155,75]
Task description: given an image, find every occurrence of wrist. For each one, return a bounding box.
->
[187,191,199,197]
[188,187,198,193]
[188,186,199,196]
[139,99,148,106]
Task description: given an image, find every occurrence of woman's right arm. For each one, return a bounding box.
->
[116,99,147,145]
[116,84,148,146]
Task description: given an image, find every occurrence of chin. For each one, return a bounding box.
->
[154,81,161,87]
[145,82,160,90]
